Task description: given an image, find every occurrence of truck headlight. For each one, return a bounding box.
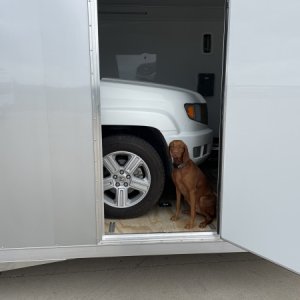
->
[184,103,208,124]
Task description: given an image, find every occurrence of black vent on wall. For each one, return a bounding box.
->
[197,73,215,97]
[203,34,212,53]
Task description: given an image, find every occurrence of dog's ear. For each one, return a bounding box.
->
[169,141,174,161]
[182,143,190,163]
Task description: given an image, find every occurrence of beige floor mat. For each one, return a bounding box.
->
[105,203,217,234]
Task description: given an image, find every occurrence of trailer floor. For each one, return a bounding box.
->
[105,202,217,234]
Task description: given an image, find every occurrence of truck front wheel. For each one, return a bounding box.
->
[102,135,165,218]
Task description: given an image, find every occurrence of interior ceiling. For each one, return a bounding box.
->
[98,0,225,7]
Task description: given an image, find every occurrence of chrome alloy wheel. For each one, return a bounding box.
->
[103,151,151,209]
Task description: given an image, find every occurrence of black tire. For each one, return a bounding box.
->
[102,134,165,218]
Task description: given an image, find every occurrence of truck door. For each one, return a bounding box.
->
[221,0,300,274]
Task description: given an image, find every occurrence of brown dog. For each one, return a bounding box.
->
[169,140,216,229]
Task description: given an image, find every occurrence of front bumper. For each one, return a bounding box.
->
[164,128,214,165]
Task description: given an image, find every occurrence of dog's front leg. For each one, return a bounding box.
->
[185,190,196,229]
[171,187,181,221]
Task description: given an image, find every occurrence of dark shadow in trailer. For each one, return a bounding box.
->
[97,0,227,235]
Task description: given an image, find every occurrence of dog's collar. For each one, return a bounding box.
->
[173,162,187,169]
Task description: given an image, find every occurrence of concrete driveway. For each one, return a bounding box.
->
[1,253,300,299]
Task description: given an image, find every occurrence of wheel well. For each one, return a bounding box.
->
[102,125,171,177]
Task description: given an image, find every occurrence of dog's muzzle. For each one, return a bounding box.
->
[173,162,187,169]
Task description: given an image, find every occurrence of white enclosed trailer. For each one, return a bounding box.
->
[1,0,300,274]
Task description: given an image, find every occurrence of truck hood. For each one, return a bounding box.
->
[100,78,206,103]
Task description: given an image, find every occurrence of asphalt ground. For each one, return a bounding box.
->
[1,252,300,300]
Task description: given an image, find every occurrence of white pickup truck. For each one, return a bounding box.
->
[100,78,213,218]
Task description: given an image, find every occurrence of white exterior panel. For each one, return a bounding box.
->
[221,0,300,273]
[0,0,97,247]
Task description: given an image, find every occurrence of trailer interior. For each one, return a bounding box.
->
[98,0,227,235]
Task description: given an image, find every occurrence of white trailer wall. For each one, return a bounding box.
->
[221,0,300,274]
[0,0,98,247]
